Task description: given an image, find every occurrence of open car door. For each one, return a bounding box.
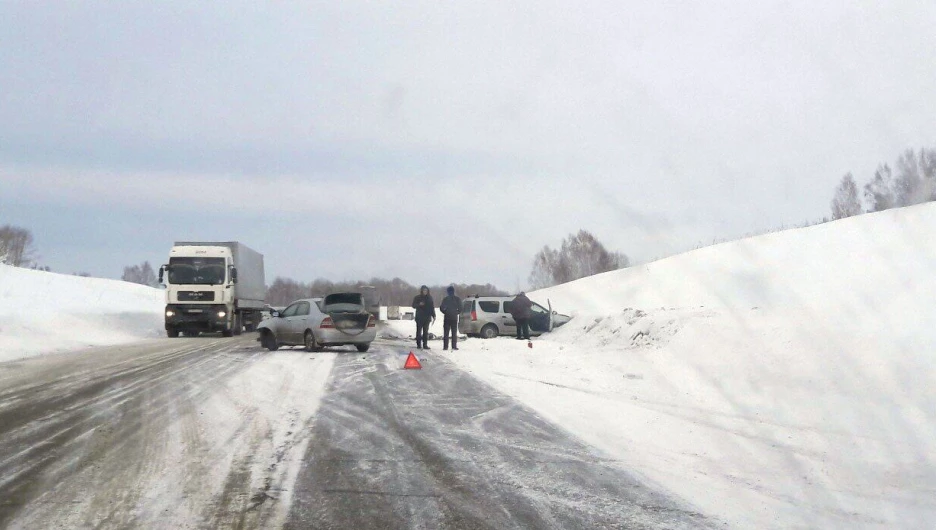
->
[529,301,552,334]
[548,299,554,332]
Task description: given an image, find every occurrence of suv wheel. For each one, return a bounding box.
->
[480,324,499,339]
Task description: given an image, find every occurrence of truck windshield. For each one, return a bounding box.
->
[168,257,226,285]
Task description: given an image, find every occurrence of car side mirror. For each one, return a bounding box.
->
[552,310,557,315]
[271,310,280,318]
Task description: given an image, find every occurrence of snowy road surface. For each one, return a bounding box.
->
[0,336,717,529]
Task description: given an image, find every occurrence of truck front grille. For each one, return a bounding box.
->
[178,291,216,302]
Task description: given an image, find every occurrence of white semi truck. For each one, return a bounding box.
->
[158,242,266,338]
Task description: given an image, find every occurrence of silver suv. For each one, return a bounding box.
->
[459,295,556,339]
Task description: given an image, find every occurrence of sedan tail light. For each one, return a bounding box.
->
[320,317,335,329]
[471,311,477,321]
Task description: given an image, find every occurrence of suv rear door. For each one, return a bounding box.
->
[499,299,517,336]
[459,299,475,334]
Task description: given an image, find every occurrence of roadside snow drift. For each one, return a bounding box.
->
[447,203,936,529]
[0,264,163,361]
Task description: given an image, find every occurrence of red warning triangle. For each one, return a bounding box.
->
[403,352,422,369]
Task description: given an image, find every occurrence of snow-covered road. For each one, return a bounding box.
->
[286,340,716,529]
[0,336,335,529]
[0,335,716,529]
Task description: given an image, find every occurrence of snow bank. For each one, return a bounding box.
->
[448,203,936,529]
[0,264,164,361]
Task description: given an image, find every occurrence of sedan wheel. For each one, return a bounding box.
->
[262,332,279,351]
[356,343,370,353]
[304,330,319,352]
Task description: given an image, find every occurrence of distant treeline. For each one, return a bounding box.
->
[265,277,508,307]
[831,147,936,220]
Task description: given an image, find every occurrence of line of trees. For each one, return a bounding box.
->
[529,229,629,289]
[121,261,158,287]
[265,277,508,307]
[831,147,936,220]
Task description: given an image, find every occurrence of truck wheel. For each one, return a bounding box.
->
[233,313,242,336]
[356,343,370,353]
[480,324,499,339]
[304,330,320,352]
[222,316,234,337]
[261,332,279,351]
[166,329,180,338]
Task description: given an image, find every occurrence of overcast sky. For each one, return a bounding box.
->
[2,1,935,289]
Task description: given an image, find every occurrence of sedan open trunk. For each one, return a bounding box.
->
[321,293,370,335]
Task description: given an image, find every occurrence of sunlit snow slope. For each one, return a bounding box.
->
[451,203,936,529]
[0,265,163,361]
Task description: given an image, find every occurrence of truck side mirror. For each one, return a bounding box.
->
[158,265,167,284]
[230,266,238,284]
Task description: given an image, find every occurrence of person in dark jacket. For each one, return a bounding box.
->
[438,285,462,351]
[412,285,436,349]
[510,292,533,340]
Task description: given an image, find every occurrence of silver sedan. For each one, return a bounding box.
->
[257,293,377,352]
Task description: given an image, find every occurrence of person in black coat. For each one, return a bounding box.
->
[412,285,436,349]
[510,292,533,340]
[438,285,462,351]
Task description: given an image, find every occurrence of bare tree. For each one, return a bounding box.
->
[894,147,936,206]
[528,230,629,288]
[831,173,862,219]
[863,164,896,212]
[922,148,936,202]
[529,246,563,289]
[0,225,37,267]
[121,261,157,287]
[894,149,924,207]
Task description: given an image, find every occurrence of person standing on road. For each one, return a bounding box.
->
[412,285,436,349]
[439,285,462,351]
[510,291,533,340]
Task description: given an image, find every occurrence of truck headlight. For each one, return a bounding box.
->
[166,310,175,317]
[217,311,227,318]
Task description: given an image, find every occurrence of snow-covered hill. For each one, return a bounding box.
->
[0,265,164,361]
[449,203,936,529]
